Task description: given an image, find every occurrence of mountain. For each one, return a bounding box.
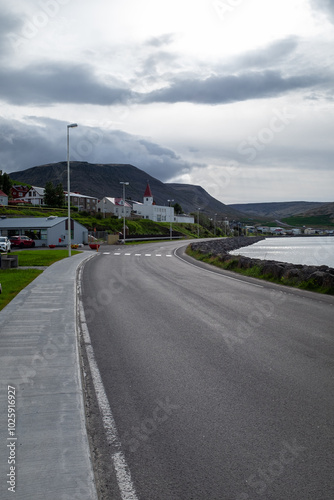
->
[228,201,328,219]
[167,183,241,218]
[10,161,243,218]
[301,202,334,220]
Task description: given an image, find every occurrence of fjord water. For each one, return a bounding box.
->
[230,236,334,267]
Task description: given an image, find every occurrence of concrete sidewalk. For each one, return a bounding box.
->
[0,252,98,500]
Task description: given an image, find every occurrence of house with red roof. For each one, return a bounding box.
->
[0,189,8,206]
[131,182,174,222]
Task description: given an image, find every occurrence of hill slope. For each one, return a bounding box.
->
[228,201,327,218]
[10,162,242,218]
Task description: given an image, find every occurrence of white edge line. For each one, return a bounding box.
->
[173,247,263,288]
[77,265,139,500]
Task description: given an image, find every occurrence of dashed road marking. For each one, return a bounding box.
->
[107,252,173,258]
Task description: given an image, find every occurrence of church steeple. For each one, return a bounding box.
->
[143,182,153,205]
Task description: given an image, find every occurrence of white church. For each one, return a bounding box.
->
[132,183,194,224]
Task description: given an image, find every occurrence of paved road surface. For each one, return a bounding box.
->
[79,241,334,500]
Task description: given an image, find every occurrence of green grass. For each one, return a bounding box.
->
[10,249,82,266]
[0,249,82,310]
[282,214,334,227]
[186,246,334,295]
[0,269,43,310]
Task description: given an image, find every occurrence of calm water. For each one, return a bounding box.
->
[230,237,334,268]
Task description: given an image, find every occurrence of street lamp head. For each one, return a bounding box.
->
[68,123,78,128]
[120,181,129,186]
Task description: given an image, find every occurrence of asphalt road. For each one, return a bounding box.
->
[80,240,334,500]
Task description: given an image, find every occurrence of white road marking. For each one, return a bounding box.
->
[77,269,139,500]
[124,253,131,255]
[145,254,151,256]
[166,254,172,257]
[156,254,162,256]
[114,252,121,255]
[135,254,141,256]
[103,252,110,255]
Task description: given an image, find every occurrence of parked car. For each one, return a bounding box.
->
[9,235,35,248]
[0,236,11,252]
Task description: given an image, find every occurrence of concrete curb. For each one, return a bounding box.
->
[0,252,98,500]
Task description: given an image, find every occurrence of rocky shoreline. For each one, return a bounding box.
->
[190,237,334,292]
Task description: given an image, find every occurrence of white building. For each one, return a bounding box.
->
[174,214,195,224]
[97,197,132,217]
[25,186,45,205]
[132,183,174,222]
[0,217,88,247]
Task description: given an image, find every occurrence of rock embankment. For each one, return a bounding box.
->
[190,237,334,292]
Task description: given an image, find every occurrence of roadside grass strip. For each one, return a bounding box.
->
[0,269,43,310]
[0,249,82,310]
[11,249,81,266]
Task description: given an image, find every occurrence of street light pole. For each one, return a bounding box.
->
[197,208,201,238]
[67,123,78,257]
[214,213,217,237]
[120,182,129,244]
[167,199,174,240]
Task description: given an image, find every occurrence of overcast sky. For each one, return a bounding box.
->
[0,0,333,204]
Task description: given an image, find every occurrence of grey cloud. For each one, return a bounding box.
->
[310,0,334,23]
[0,62,136,106]
[140,70,327,105]
[0,117,200,182]
[0,9,24,54]
[145,33,175,47]
[225,37,299,71]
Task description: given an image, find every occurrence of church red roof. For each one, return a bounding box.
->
[144,183,153,197]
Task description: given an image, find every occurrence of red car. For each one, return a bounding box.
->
[10,236,35,248]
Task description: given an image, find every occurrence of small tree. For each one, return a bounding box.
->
[44,181,57,206]
[0,172,13,195]
[55,183,65,207]
[172,202,183,215]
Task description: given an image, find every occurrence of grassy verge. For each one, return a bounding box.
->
[0,269,43,310]
[10,249,81,266]
[0,249,82,310]
[186,246,334,295]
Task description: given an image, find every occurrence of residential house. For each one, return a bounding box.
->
[65,192,98,213]
[25,186,45,205]
[97,197,132,217]
[11,185,30,201]
[0,189,8,206]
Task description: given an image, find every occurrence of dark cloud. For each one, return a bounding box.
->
[0,62,136,106]
[0,117,200,182]
[140,70,327,105]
